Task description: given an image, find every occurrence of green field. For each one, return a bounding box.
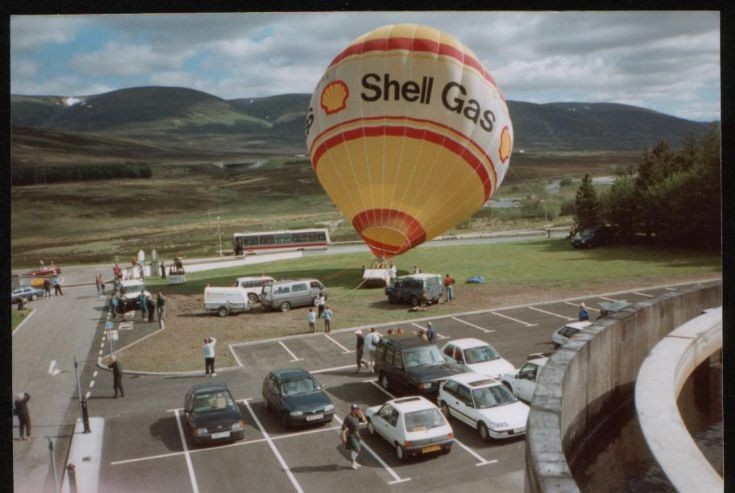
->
[120,239,721,372]
[11,309,33,332]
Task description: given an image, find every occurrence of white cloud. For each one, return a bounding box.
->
[12,75,112,97]
[11,15,86,51]
[11,59,37,78]
[72,42,192,76]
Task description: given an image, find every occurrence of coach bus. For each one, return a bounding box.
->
[233,228,330,255]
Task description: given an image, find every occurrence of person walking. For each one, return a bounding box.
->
[138,292,148,320]
[156,292,166,322]
[323,305,334,333]
[203,337,217,377]
[53,275,64,296]
[113,263,122,280]
[354,330,367,372]
[43,278,52,298]
[95,274,105,297]
[578,303,590,321]
[365,327,381,372]
[107,356,124,398]
[443,273,456,302]
[340,404,367,470]
[315,292,326,318]
[307,308,317,333]
[426,322,437,344]
[146,295,155,323]
[160,262,167,279]
[14,392,32,440]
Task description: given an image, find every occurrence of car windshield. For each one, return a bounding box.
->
[192,391,235,413]
[280,377,319,396]
[463,346,500,364]
[122,285,143,295]
[472,385,517,409]
[404,409,445,432]
[404,347,444,368]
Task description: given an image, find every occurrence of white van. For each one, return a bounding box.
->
[233,276,275,303]
[204,287,251,317]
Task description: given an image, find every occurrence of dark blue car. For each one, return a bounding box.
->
[184,382,245,445]
[262,368,334,428]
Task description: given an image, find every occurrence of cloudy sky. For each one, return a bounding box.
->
[10,11,720,121]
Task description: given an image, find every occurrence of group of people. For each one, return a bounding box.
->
[306,292,334,333]
[352,322,438,373]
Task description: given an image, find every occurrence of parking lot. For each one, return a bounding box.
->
[87,281,715,493]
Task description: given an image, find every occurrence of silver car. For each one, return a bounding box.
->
[260,279,326,312]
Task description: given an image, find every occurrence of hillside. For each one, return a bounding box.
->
[11,86,712,164]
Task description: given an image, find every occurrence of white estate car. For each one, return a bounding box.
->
[365,396,454,461]
[438,373,530,441]
[233,276,275,303]
[501,356,548,403]
[440,338,515,378]
[552,321,592,348]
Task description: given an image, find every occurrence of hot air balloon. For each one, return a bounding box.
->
[306,24,512,259]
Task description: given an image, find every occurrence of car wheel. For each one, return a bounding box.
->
[479,422,490,442]
[441,445,452,455]
[440,401,451,418]
[367,419,375,435]
[218,306,230,317]
[410,296,418,307]
[248,293,258,303]
[380,373,390,391]
[279,302,291,312]
[395,443,405,461]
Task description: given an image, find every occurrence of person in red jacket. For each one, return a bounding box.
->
[443,274,456,302]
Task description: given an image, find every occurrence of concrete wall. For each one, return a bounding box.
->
[525,283,722,493]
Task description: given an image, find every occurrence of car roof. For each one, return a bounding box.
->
[445,338,492,349]
[120,279,144,286]
[270,279,320,285]
[382,336,433,349]
[388,396,437,412]
[189,382,231,394]
[236,276,275,281]
[447,372,501,387]
[269,368,311,380]
[561,321,593,330]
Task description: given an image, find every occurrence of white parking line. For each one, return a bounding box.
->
[173,408,200,493]
[242,398,304,493]
[410,322,448,339]
[85,391,91,400]
[451,317,494,333]
[489,311,538,327]
[228,344,244,368]
[632,291,655,298]
[665,287,677,291]
[89,380,95,388]
[310,364,356,374]
[527,306,574,321]
[278,341,304,362]
[324,334,354,353]
[366,381,495,467]
[563,301,600,312]
[93,371,98,378]
[332,414,411,485]
[98,349,104,356]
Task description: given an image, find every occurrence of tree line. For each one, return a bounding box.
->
[11,163,153,186]
[574,123,720,250]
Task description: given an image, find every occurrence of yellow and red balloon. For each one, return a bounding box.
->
[306,24,512,258]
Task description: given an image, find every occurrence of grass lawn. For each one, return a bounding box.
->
[118,238,721,372]
[11,309,33,332]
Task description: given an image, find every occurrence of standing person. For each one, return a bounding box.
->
[323,305,334,333]
[306,308,317,333]
[203,337,217,377]
[413,265,421,274]
[340,404,367,469]
[365,327,381,372]
[417,329,429,342]
[95,274,104,297]
[160,262,167,279]
[578,303,590,321]
[107,356,124,398]
[113,263,122,280]
[14,392,32,440]
[116,294,126,320]
[315,292,326,318]
[396,327,404,336]
[443,274,455,302]
[354,330,367,372]
[110,295,119,319]
[389,263,397,279]
[146,295,155,323]
[426,322,437,344]
[386,328,393,336]
[43,278,51,298]
[156,292,166,322]
[138,292,148,320]
[53,276,63,296]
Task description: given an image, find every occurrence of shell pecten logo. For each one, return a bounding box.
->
[498,126,512,164]
[320,80,349,115]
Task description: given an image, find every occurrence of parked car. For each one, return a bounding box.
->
[374,336,464,398]
[119,279,150,310]
[385,274,443,306]
[438,373,529,441]
[233,276,275,303]
[500,356,548,403]
[24,265,61,278]
[203,287,251,317]
[262,368,334,428]
[552,321,592,348]
[571,226,615,248]
[11,286,44,303]
[365,396,454,460]
[439,338,515,379]
[260,279,327,312]
[183,382,245,445]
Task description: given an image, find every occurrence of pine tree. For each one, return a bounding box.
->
[574,173,599,229]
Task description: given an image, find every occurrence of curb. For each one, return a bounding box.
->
[61,417,104,493]
[11,308,35,338]
[107,277,720,376]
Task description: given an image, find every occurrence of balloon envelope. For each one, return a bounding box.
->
[306,24,512,258]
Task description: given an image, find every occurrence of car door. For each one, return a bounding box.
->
[373,404,395,442]
[391,350,409,394]
[516,363,538,402]
[454,384,477,427]
[290,283,308,306]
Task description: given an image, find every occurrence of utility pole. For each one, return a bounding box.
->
[217,216,223,257]
[73,356,84,424]
[48,437,60,493]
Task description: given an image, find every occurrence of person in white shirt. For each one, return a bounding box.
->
[315,292,326,318]
[389,263,397,279]
[365,327,382,373]
[307,308,317,333]
[202,337,217,376]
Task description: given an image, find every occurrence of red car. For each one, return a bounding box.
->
[23,265,61,278]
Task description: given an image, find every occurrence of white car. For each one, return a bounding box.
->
[365,396,454,461]
[438,373,529,441]
[501,356,548,403]
[233,276,275,303]
[440,338,515,378]
[552,321,592,348]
